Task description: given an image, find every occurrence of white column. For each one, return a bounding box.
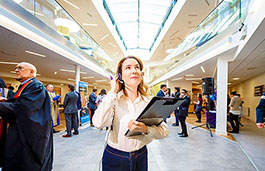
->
[75,65,80,92]
[215,57,228,135]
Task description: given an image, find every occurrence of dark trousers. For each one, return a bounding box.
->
[229,113,239,132]
[89,109,95,125]
[174,110,179,124]
[195,106,202,121]
[179,116,187,135]
[103,144,147,171]
[65,112,78,135]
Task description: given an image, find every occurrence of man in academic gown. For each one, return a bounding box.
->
[46,84,60,133]
[0,62,53,171]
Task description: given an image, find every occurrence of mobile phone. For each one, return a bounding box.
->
[117,72,125,89]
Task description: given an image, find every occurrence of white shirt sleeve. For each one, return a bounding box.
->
[146,122,169,139]
[93,91,116,129]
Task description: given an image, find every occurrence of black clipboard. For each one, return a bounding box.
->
[125,96,184,137]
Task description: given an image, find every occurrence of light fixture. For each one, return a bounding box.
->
[95,79,106,82]
[232,78,240,80]
[224,0,233,3]
[60,84,64,85]
[166,49,173,54]
[0,61,19,65]
[25,50,46,57]
[68,78,75,81]
[200,66,205,73]
[109,43,117,48]
[82,76,94,79]
[54,18,80,33]
[13,0,23,4]
[60,69,86,74]
[228,83,231,85]
[100,34,109,41]
[113,52,118,56]
[185,74,194,77]
[185,78,202,80]
[171,77,183,81]
[192,81,199,84]
[64,0,80,9]
[83,23,97,26]
[54,72,57,75]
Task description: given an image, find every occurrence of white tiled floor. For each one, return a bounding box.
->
[53,118,256,171]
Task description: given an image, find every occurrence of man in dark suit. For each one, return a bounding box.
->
[156,84,167,97]
[0,62,53,170]
[88,88,97,126]
[256,92,265,128]
[63,84,79,137]
[172,87,180,126]
[177,89,190,137]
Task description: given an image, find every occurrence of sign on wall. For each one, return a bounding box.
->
[254,85,265,96]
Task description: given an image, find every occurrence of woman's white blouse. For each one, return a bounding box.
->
[93,91,169,152]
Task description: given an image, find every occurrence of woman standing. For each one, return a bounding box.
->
[96,89,107,106]
[194,94,203,123]
[93,56,168,171]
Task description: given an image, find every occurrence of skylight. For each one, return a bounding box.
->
[103,0,177,56]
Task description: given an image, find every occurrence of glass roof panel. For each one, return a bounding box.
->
[104,0,177,54]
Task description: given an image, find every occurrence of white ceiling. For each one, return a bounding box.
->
[1,0,265,89]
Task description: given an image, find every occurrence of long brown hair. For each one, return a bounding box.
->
[116,56,148,97]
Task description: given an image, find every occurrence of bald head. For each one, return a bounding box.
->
[15,62,37,82]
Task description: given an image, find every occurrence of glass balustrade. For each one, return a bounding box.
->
[12,0,115,74]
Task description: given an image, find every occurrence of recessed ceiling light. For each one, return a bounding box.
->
[166,49,173,54]
[60,69,86,74]
[54,72,57,74]
[232,78,240,80]
[100,34,109,41]
[68,78,75,81]
[200,66,205,73]
[83,23,97,26]
[0,61,19,65]
[109,43,117,48]
[25,50,46,57]
[185,74,194,77]
[13,0,23,3]
[64,0,80,9]
[185,78,202,80]
[82,76,94,79]
[171,77,183,81]
[95,79,106,82]
[113,52,118,56]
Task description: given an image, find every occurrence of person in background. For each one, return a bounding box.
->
[88,88,97,127]
[0,62,53,170]
[177,89,190,137]
[156,84,167,97]
[75,90,82,126]
[229,91,241,133]
[93,56,168,171]
[63,84,79,137]
[6,86,15,99]
[256,92,265,128]
[46,84,60,133]
[172,87,180,126]
[194,94,203,123]
[96,89,106,106]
